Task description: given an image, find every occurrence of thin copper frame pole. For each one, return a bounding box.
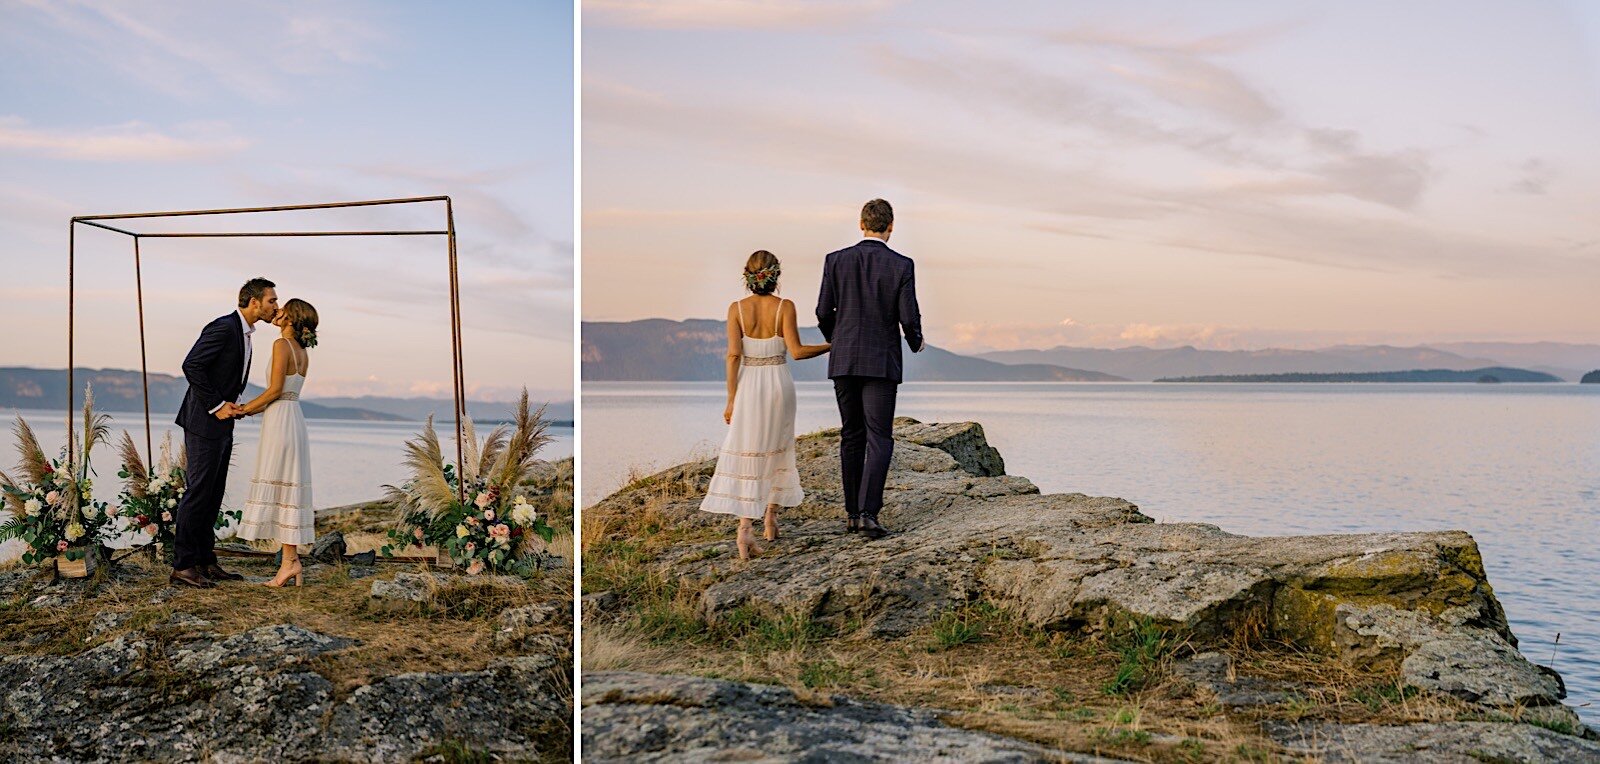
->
[66,222,75,461]
[75,195,450,221]
[445,197,466,502]
[132,236,153,464]
[64,197,466,501]
[135,231,448,238]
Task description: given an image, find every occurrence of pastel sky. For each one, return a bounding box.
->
[0,0,573,402]
[583,0,1600,352]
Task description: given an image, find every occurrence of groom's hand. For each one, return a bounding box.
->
[213,403,236,420]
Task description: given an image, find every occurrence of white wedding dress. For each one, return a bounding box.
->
[699,298,804,519]
[237,361,315,546]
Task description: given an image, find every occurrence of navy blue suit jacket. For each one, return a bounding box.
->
[175,313,250,440]
[816,239,924,383]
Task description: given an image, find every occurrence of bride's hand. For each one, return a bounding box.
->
[723,401,734,424]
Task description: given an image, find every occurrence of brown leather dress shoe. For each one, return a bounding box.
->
[859,515,889,540]
[203,563,244,581]
[170,568,217,589]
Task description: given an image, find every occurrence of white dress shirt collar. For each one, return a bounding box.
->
[236,309,255,336]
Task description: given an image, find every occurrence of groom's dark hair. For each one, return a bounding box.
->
[861,198,893,233]
[238,277,276,308]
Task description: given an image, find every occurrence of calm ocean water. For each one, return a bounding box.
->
[584,381,1600,722]
[1,409,572,556]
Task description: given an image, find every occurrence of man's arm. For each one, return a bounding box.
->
[816,253,837,342]
[899,260,924,353]
[182,319,233,415]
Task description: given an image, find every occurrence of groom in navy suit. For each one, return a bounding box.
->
[817,199,924,539]
[169,277,277,588]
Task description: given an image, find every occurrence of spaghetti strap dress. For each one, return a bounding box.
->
[699,298,804,518]
[236,344,315,546]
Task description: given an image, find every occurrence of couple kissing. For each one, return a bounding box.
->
[699,198,925,559]
[170,277,321,589]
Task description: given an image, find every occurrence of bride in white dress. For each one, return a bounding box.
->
[236,298,318,587]
[699,251,830,559]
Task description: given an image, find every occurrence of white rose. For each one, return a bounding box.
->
[511,505,535,525]
[149,478,166,493]
[65,523,84,541]
[55,465,71,480]
[23,498,41,517]
[165,499,177,509]
[83,504,99,520]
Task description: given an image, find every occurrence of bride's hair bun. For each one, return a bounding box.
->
[743,250,780,295]
[282,298,320,350]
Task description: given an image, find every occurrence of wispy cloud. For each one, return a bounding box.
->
[0,117,249,161]
[8,0,386,101]
[586,0,898,29]
[586,80,1587,279]
[1508,157,1557,195]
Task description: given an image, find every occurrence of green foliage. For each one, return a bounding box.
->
[1353,680,1419,711]
[1102,618,1176,697]
[930,608,985,650]
[716,605,832,651]
[422,740,494,764]
[799,659,854,689]
[381,391,557,575]
[1524,715,1577,736]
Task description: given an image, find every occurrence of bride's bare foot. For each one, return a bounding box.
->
[737,521,766,560]
[265,559,303,588]
[763,505,779,542]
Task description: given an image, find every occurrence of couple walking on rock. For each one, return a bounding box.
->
[698,199,925,559]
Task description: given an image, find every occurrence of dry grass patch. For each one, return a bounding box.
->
[2,551,571,699]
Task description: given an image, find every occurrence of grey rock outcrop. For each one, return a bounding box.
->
[1267,720,1600,762]
[592,419,1586,738]
[0,621,569,762]
[582,671,1119,763]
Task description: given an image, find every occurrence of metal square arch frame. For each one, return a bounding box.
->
[67,195,469,501]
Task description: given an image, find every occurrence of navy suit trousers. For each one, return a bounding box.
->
[833,375,898,519]
[173,430,231,571]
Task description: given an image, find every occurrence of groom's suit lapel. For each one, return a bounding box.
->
[220,312,248,398]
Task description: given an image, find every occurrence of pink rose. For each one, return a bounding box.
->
[413,527,425,540]
[144,525,157,536]
[45,491,60,506]
[465,516,479,527]
[465,542,476,553]
[107,505,119,517]
[56,540,68,551]
[162,512,172,522]
[474,492,491,508]
[484,509,495,522]
[491,523,510,538]
[467,560,485,576]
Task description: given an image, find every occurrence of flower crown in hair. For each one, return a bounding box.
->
[744,265,780,293]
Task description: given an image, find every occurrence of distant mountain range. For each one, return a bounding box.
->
[1157,368,1561,383]
[978,343,1600,382]
[581,319,1123,382]
[582,323,1600,384]
[0,368,574,425]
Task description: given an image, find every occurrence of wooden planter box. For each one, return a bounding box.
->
[53,544,108,579]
